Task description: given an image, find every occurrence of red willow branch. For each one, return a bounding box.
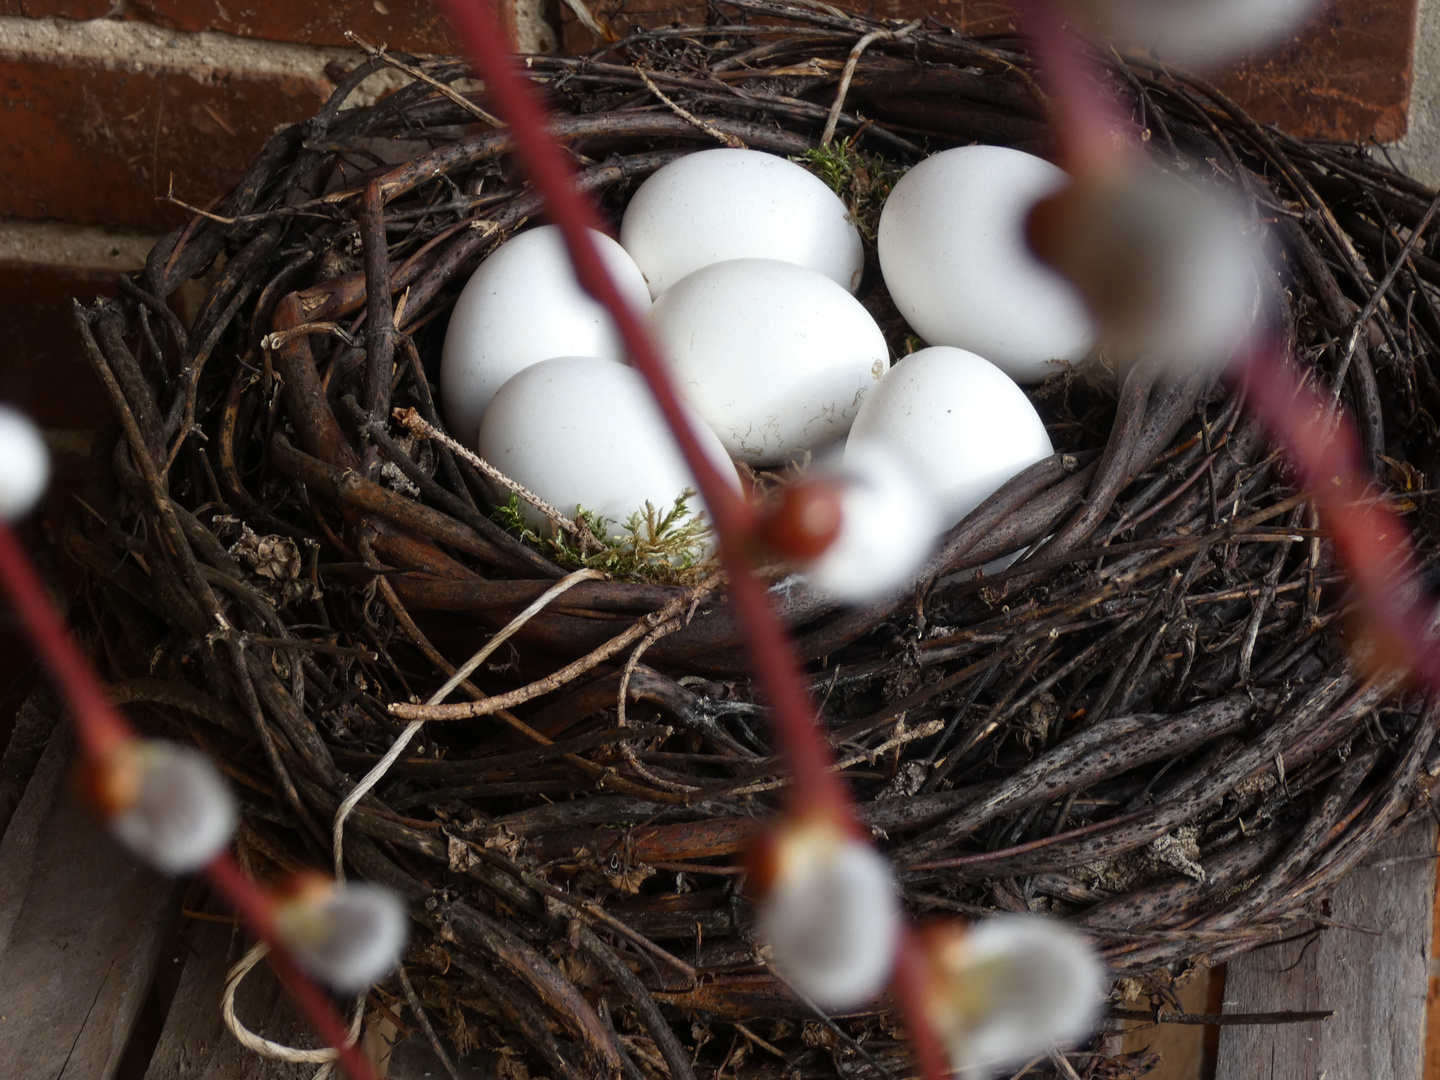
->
[1014,0,1138,178]
[0,524,130,762]
[432,0,947,1074]
[1238,343,1440,682]
[0,523,376,1080]
[1018,0,1440,690]
[432,0,854,825]
[206,855,374,1077]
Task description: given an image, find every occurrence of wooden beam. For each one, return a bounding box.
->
[144,914,326,1080]
[1215,820,1437,1080]
[0,722,178,1080]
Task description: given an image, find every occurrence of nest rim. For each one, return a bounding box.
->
[70,5,1440,1075]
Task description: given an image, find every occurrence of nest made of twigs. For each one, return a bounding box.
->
[69,3,1440,1076]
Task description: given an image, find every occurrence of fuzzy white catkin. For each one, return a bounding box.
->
[757,836,901,1010]
[110,741,238,874]
[1078,0,1323,66]
[1109,172,1261,372]
[804,441,941,604]
[0,406,50,521]
[277,883,408,993]
[933,916,1106,1075]
[1037,167,1264,376]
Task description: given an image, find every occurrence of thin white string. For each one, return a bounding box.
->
[221,942,365,1065]
[331,567,605,878]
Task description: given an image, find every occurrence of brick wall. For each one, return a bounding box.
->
[0,1,553,716]
[0,4,554,508]
[0,0,1419,465]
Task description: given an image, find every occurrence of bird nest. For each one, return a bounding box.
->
[68,2,1440,1076]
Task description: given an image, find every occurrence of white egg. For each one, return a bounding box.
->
[845,346,1053,529]
[878,146,1096,383]
[647,259,889,466]
[440,225,651,446]
[621,149,865,298]
[477,356,740,535]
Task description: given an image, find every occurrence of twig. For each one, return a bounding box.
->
[732,1023,788,1060]
[617,617,681,728]
[1107,1007,1334,1026]
[389,577,718,721]
[399,966,461,1080]
[345,32,504,129]
[820,20,922,145]
[764,962,899,1080]
[1047,1047,1083,1080]
[634,66,746,148]
[393,406,580,537]
[721,718,945,796]
[1336,185,1440,394]
[262,323,362,350]
[332,568,603,877]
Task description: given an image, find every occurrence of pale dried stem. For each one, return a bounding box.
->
[346,32,504,129]
[634,66,747,148]
[820,20,922,145]
[390,576,719,720]
[394,406,579,537]
[332,568,603,877]
[222,942,365,1064]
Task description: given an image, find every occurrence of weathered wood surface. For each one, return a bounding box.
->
[145,909,495,1079]
[0,722,178,1080]
[1215,820,1437,1080]
[142,915,315,1080]
[0,682,59,839]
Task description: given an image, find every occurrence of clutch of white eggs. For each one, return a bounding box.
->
[440,145,1091,599]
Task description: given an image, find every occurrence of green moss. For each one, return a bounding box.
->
[491,491,717,586]
[797,141,909,240]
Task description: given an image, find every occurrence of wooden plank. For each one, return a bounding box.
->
[0,682,60,839]
[1426,832,1440,1080]
[145,913,499,1079]
[1120,966,1215,1079]
[0,722,179,1080]
[1215,820,1437,1080]
[143,915,315,1080]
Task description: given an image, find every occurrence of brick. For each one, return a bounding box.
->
[0,218,156,432]
[560,0,1416,142]
[128,0,461,54]
[558,0,1022,52]
[0,54,330,229]
[870,0,1020,34]
[0,1,112,17]
[1216,0,1416,143]
[0,250,131,653]
[0,219,165,617]
[557,0,1023,54]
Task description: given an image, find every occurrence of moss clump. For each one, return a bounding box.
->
[491,491,717,586]
[797,141,909,240]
